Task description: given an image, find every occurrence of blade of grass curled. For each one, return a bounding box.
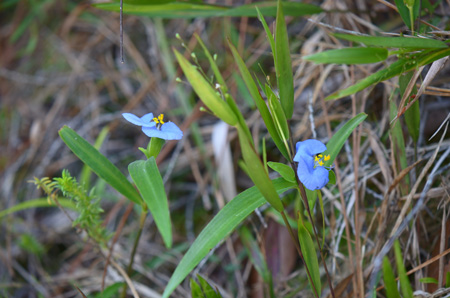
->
[161,178,296,298]
[59,126,143,205]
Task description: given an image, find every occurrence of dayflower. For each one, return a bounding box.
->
[122,112,183,140]
[293,139,330,190]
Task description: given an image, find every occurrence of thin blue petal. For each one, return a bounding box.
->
[140,113,154,124]
[122,113,155,127]
[142,122,183,140]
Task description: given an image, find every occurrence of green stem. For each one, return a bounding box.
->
[280,211,319,298]
[120,210,147,298]
[291,161,336,298]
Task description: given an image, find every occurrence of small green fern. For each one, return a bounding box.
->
[33,170,110,245]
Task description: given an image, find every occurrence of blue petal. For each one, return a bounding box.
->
[294,139,327,160]
[142,122,183,140]
[297,162,329,190]
[122,113,155,127]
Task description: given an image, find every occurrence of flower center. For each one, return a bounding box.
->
[153,114,165,130]
[314,154,330,168]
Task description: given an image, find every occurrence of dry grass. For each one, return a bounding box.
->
[1,0,450,297]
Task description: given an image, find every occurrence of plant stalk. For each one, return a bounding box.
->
[121,210,147,298]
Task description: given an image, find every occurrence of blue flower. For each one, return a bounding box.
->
[123,112,183,140]
[293,139,330,190]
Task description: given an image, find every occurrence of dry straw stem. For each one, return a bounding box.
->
[390,126,447,237]
[369,121,450,291]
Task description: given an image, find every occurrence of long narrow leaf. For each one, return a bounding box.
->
[275,0,294,119]
[162,178,296,298]
[394,240,413,298]
[326,47,450,100]
[298,214,321,296]
[303,47,388,64]
[382,257,401,298]
[59,126,143,205]
[228,41,290,160]
[333,33,448,49]
[174,49,238,126]
[94,2,322,18]
[0,198,76,219]
[323,113,368,166]
[257,7,276,65]
[237,126,284,212]
[129,158,172,248]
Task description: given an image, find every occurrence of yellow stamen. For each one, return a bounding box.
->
[324,155,330,161]
[318,160,324,166]
[153,114,165,124]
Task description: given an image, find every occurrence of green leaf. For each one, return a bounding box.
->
[390,98,409,195]
[328,170,336,185]
[237,127,284,212]
[268,161,296,183]
[394,0,420,30]
[129,158,172,248]
[326,47,450,101]
[190,279,204,298]
[275,0,294,119]
[174,49,238,126]
[399,71,420,144]
[224,1,323,17]
[0,198,76,219]
[303,47,388,64]
[197,275,222,298]
[404,100,420,143]
[257,7,276,65]
[94,1,323,18]
[298,214,321,296]
[266,84,290,145]
[93,282,125,298]
[333,33,448,49]
[446,272,450,287]
[59,126,143,205]
[228,41,290,160]
[419,277,439,284]
[19,234,45,256]
[394,240,413,298]
[323,113,368,167]
[80,126,109,190]
[382,257,401,298]
[161,178,296,298]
